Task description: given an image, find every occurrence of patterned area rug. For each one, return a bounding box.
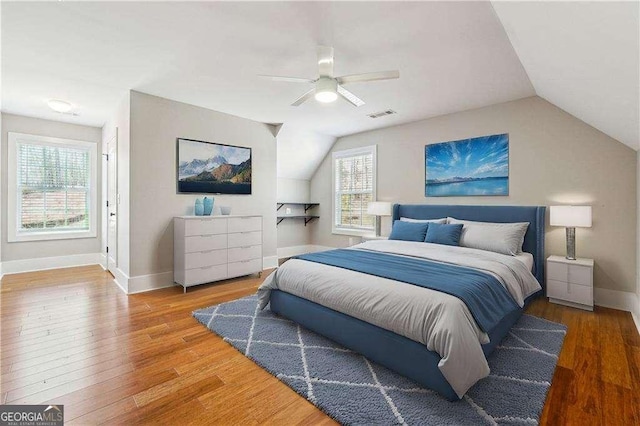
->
[193,294,566,425]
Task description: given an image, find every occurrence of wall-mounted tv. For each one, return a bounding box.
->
[177,138,252,195]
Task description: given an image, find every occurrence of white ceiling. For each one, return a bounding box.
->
[493,1,639,150]
[1,2,637,181]
[1,1,534,179]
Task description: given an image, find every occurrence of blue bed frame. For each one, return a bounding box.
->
[270,204,546,401]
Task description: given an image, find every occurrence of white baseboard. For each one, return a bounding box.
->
[594,287,637,311]
[633,311,640,335]
[594,287,640,334]
[128,271,176,294]
[277,245,333,259]
[0,253,103,277]
[110,266,130,294]
[263,255,279,269]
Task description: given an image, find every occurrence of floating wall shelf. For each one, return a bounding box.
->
[276,202,319,226]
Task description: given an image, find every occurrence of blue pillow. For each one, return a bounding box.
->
[424,223,463,246]
[388,220,429,242]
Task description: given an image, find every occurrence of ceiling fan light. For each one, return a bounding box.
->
[47,99,73,113]
[315,91,338,103]
[314,77,338,103]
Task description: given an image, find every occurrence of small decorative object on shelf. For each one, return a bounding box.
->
[203,197,214,216]
[194,198,204,216]
[220,206,231,215]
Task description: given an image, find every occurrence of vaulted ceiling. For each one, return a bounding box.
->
[493,1,639,151]
[1,2,638,180]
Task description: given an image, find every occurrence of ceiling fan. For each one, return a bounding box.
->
[259,46,399,107]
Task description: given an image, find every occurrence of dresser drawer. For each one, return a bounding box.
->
[228,231,262,248]
[547,261,592,286]
[185,218,228,236]
[228,217,261,233]
[547,262,568,282]
[184,264,228,286]
[228,258,262,278]
[228,245,261,263]
[185,234,227,253]
[547,279,593,306]
[568,264,591,286]
[184,249,228,269]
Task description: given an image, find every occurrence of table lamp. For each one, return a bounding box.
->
[550,205,592,260]
[367,202,392,237]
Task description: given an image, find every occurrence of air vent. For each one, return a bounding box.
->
[367,110,397,119]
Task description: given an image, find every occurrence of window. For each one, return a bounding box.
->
[332,145,376,236]
[8,133,97,242]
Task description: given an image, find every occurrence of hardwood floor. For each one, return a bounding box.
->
[1,265,638,425]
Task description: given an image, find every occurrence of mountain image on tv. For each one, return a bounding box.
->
[177,138,251,194]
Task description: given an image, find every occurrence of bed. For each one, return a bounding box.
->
[258,204,546,401]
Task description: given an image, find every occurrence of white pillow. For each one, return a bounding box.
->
[447,217,529,256]
[400,217,447,224]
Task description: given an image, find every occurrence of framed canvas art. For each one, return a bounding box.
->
[425,133,509,197]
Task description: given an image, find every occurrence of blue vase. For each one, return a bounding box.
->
[194,198,204,216]
[203,197,214,216]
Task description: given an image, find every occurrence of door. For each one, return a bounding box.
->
[106,130,118,275]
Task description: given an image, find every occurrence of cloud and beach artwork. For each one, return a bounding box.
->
[425,133,509,197]
[177,138,252,194]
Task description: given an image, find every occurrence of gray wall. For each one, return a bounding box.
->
[1,113,102,261]
[310,96,637,293]
[129,91,277,277]
[276,178,313,249]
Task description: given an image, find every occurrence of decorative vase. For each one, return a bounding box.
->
[220,206,231,216]
[203,197,214,216]
[194,198,204,216]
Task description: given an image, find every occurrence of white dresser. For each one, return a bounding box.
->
[174,215,263,292]
[546,255,594,311]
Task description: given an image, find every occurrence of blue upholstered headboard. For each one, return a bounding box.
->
[392,204,546,287]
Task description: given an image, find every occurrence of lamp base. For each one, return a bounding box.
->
[375,216,382,237]
[565,227,576,260]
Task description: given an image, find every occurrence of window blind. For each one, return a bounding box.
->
[334,149,375,231]
[17,142,90,232]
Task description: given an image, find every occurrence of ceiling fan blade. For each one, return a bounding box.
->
[337,85,365,107]
[291,88,316,106]
[317,46,334,77]
[336,70,399,85]
[258,75,315,83]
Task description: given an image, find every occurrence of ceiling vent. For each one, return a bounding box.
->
[367,110,396,119]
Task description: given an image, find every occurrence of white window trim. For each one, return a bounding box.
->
[332,145,377,237]
[7,132,98,243]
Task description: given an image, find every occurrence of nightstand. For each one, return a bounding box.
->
[546,255,594,311]
[361,235,388,242]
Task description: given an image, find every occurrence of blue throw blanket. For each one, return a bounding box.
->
[294,249,520,333]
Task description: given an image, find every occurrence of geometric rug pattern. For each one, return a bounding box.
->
[194,294,566,425]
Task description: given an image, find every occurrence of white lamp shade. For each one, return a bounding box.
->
[550,205,592,228]
[367,202,392,216]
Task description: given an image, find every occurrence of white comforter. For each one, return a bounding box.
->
[257,240,541,398]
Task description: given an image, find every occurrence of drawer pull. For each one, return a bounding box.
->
[201,250,215,254]
[200,266,213,270]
